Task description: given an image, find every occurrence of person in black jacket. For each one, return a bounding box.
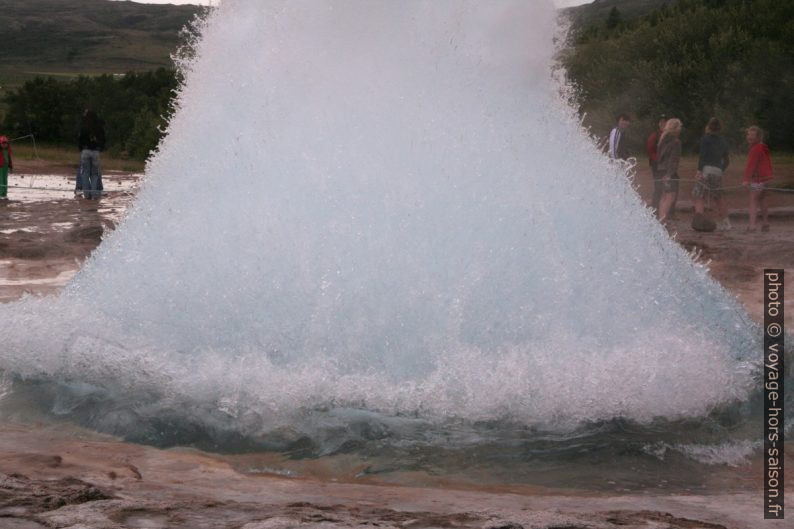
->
[78,109,106,200]
[692,117,731,230]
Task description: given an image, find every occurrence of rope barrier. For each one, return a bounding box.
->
[2,181,792,195]
[2,175,139,196]
[3,186,138,195]
[7,134,39,159]
[2,186,138,197]
[2,174,792,196]
[647,177,794,193]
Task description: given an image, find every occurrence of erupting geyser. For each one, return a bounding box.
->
[0,1,764,460]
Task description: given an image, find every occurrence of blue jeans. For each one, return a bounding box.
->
[80,149,103,199]
[75,159,83,191]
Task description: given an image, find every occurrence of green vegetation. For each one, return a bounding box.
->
[3,0,792,166]
[0,0,199,161]
[562,0,794,153]
[3,69,180,160]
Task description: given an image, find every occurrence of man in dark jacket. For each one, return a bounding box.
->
[78,108,106,200]
[692,117,731,230]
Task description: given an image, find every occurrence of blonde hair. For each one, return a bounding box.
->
[659,118,682,145]
[746,125,764,142]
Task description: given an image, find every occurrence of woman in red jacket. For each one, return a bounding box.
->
[743,126,774,231]
[0,136,12,200]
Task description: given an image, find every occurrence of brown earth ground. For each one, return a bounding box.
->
[0,157,792,528]
[0,420,790,529]
[0,162,138,302]
[632,156,794,325]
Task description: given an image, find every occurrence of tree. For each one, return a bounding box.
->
[563,0,794,152]
[606,6,623,30]
[2,68,179,160]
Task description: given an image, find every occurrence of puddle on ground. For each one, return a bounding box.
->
[122,514,171,528]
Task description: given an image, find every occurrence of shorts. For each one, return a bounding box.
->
[661,176,679,193]
[750,182,767,192]
[692,165,723,199]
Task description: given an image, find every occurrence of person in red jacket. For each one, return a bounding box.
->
[0,135,12,200]
[742,126,774,231]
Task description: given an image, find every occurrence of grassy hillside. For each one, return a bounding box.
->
[563,0,670,31]
[0,0,200,89]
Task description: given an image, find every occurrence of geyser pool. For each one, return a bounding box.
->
[0,0,780,488]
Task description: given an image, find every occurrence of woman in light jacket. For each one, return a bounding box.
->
[656,118,683,224]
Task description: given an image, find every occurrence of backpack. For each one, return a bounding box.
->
[691,212,716,232]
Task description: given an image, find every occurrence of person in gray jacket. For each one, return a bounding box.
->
[656,118,682,224]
